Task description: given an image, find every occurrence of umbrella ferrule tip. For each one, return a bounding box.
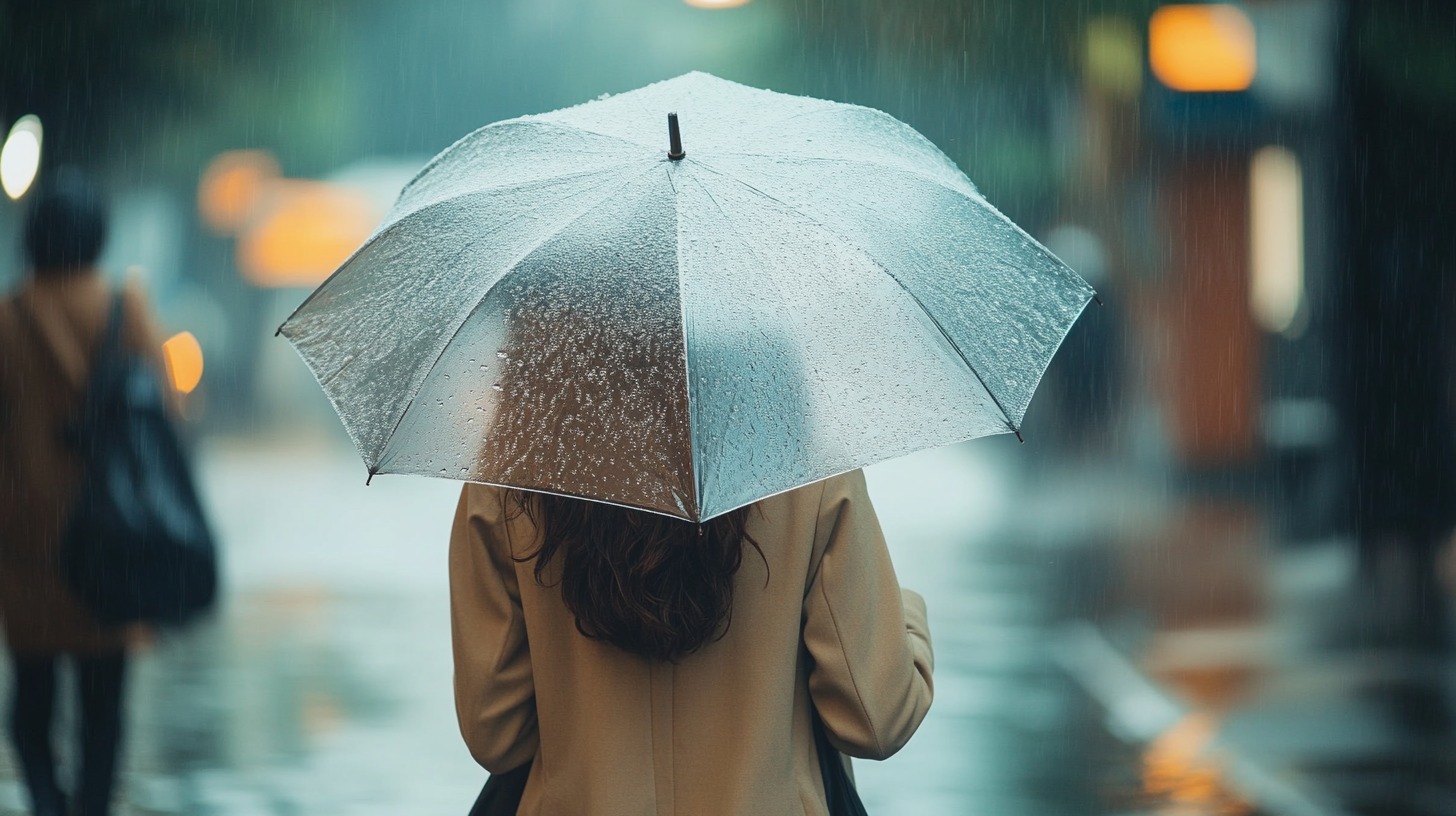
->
[667,112,685,161]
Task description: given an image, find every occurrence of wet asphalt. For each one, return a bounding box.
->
[3,434,1403,815]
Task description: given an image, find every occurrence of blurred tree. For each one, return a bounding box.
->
[1339,2,1456,651]
[0,0,357,183]
[781,0,1163,224]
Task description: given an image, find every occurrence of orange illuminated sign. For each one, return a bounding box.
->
[236,180,379,288]
[1149,4,1256,92]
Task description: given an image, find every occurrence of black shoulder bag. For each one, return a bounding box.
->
[21,293,218,626]
[813,709,871,816]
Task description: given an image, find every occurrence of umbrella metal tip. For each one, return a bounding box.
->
[667,112,685,161]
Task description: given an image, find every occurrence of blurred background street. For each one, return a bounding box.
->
[1,0,1454,814]
[0,438,1306,815]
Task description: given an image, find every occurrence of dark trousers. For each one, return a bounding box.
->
[6,650,127,816]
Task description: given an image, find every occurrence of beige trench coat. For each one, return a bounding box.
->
[450,469,934,816]
[0,273,166,654]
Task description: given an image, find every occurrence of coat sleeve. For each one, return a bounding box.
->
[802,470,934,760]
[449,485,539,772]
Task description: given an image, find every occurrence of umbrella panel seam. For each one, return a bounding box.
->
[279,163,638,333]
[373,163,662,473]
[395,117,647,202]
[665,164,704,514]
[689,160,1021,436]
[680,169,829,515]
[711,152,979,204]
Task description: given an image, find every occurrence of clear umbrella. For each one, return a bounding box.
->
[279,72,1095,521]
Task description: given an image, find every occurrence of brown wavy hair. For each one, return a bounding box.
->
[510,492,764,662]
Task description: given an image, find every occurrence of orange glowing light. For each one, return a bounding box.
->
[198,150,281,235]
[237,180,379,288]
[1149,4,1257,92]
[1142,713,1252,814]
[162,332,204,394]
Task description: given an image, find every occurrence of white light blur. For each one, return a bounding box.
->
[683,0,752,8]
[1,115,43,200]
[1249,146,1304,336]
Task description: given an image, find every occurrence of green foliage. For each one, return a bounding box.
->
[0,0,356,181]
[1356,4,1456,124]
[776,0,1159,222]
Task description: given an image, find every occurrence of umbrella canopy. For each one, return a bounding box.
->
[280,72,1095,522]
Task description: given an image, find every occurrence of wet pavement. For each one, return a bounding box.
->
[2,433,1447,814]
[0,434,482,815]
[1022,457,1456,816]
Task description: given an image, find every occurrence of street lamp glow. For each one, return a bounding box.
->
[163,331,205,394]
[683,0,752,8]
[1149,5,1256,92]
[1,115,43,200]
[199,149,281,235]
[1250,146,1304,335]
[237,179,379,288]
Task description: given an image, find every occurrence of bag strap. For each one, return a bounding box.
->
[11,289,126,387]
[93,292,127,371]
[70,291,130,438]
[72,291,127,403]
[12,295,80,392]
[11,294,57,365]
[103,291,125,350]
[813,708,870,816]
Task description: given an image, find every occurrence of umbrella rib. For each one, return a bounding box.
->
[691,162,1022,438]
[700,152,1083,306]
[395,117,646,200]
[716,98,852,141]
[371,164,660,473]
[729,102,969,177]
[666,165,704,513]
[279,163,635,334]
[677,171,808,512]
[895,286,1022,439]
[525,115,665,154]
[710,152,978,203]
[684,172,804,347]
[290,176,616,401]
[392,163,641,220]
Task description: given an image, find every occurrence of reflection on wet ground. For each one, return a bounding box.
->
[10,436,1442,814]
[0,437,481,815]
[1025,452,1456,816]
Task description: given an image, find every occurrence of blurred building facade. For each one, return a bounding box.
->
[1,0,1450,628]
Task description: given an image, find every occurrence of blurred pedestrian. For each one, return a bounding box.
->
[0,173,168,816]
[450,469,934,814]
